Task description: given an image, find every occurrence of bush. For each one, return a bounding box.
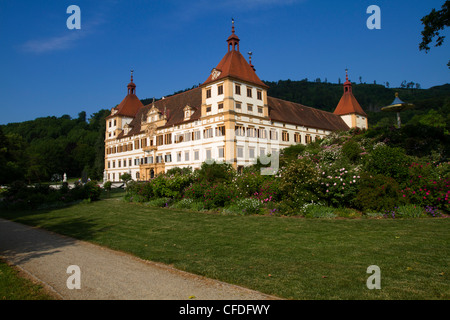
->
[355,173,405,212]
[278,158,321,208]
[184,180,236,209]
[197,162,234,184]
[342,139,363,163]
[365,145,410,180]
[82,181,101,201]
[318,163,361,208]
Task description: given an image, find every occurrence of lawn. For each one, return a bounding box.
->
[0,196,448,300]
[0,259,56,300]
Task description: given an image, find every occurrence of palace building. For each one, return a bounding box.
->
[104,23,368,182]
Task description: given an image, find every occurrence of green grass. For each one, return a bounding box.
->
[0,259,56,300]
[0,197,449,300]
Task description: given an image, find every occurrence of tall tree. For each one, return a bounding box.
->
[419,1,450,67]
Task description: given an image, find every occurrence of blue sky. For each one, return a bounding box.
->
[0,0,448,125]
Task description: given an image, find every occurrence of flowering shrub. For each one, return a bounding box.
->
[400,161,450,213]
[234,168,268,198]
[278,158,321,208]
[318,164,361,208]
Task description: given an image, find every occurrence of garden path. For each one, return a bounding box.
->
[0,218,279,300]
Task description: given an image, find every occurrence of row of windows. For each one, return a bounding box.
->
[205,102,264,114]
[206,84,263,100]
[108,127,320,155]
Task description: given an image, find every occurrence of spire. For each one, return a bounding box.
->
[248,51,255,71]
[343,68,352,94]
[127,69,136,95]
[227,18,240,52]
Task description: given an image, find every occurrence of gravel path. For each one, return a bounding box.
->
[0,218,279,300]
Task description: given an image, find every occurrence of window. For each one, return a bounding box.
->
[204,127,213,139]
[247,87,252,97]
[218,147,224,158]
[175,134,184,143]
[112,161,116,168]
[305,135,312,144]
[294,132,302,143]
[156,135,163,146]
[185,151,190,161]
[109,121,112,128]
[177,152,181,162]
[206,88,211,98]
[184,132,192,142]
[257,90,262,100]
[260,148,266,157]
[237,146,244,158]
[258,107,263,114]
[235,84,241,95]
[192,131,201,141]
[108,161,110,169]
[270,129,278,140]
[164,133,172,145]
[206,106,211,113]
[129,159,132,167]
[194,150,199,161]
[206,149,212,160]
[257,128,267,139]
[218,102,223,110]
[215,126,225,137]
[235,102,241,110]
[247,104,253,112]
[114,120,117,126]
[156,155,163,163]
[165,154,172,163]
[235,125,245,136]
[218,85,223,95]
[282,131,289,142]
[135,140,140,149]
[123,159,126,167]
[247,127,256,138]
[249,147,255,159]
[141,138,147,148]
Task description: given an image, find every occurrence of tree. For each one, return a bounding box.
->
[419,1,450,67]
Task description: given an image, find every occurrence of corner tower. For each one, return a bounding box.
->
[200,20,270,169]
[333,70,368,129]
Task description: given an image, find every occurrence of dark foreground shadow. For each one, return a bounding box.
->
[0,217,99,265]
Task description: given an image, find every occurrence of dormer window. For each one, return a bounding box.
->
[184,105,194,120]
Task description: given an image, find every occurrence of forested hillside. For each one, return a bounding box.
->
[264,80,450,127]
[1,110,109,184]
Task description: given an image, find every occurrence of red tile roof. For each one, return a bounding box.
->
[268,96,350,132]
[333,91,367,117]
[202,50,268,88]
[113,93,144,118]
